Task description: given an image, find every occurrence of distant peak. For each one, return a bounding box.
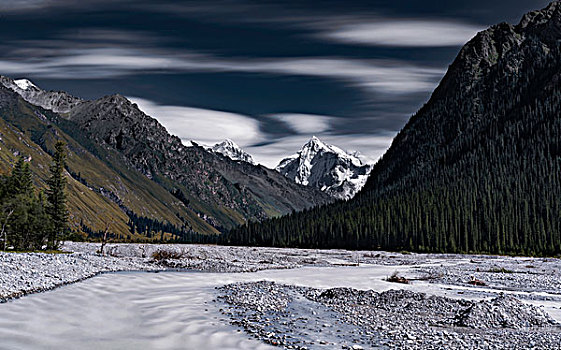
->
[303,136,328,149]
[0,75,82,114]
[210,139,256,165]
[13,79,38,91]
[276,138,373,199]
[221,139,238,147]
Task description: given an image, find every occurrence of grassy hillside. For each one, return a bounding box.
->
[0,86,218,239]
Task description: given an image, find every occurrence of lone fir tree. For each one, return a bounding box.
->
[46,141,68,248]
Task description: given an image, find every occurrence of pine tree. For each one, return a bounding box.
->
[46,141,68,249]
[10,156,33,196]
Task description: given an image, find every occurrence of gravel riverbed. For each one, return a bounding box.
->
[2,242,423,301]
[2,242,561,349]
[217,281,561,349]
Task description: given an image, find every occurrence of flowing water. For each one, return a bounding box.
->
[1,265,560,350]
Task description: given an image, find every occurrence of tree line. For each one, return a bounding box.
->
[0,141,68,250]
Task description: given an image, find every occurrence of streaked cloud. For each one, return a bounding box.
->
[128,96,392,168]
[0,0,485,170]
[0,44,443,94]
[0,0,48,11]
[128,97,263,148]
[132,1,483,48]
[273,113,334,134]
[0,0,121,12]
[317,20,482,47]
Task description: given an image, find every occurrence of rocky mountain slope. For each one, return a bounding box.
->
[0,77,331,238]
[276,136,372,200]
[208,139,256,165]
[228,1,561,255]
[66,94,331,229]
[0,77,82,113]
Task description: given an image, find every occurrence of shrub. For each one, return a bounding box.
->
[151,249,183,260]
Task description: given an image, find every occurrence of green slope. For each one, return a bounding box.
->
[0,85,219,238]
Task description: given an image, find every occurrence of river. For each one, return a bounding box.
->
[1,264,560,349]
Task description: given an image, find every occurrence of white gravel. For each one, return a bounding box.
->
[218,281,561,349]
[0,250,155,301]
[2,242,561,349]
[2,242,418,301]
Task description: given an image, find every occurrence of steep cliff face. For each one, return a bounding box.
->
[0,84,216,238]
[276,137,372,200]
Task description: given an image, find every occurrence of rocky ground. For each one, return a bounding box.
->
[2,242,422,301]
[63,241,435,271]
[217,281,561,349]
[2,242,561,349]
[415,257,561,296]
[0,250,156,302]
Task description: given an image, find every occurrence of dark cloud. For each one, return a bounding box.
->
[0,0,551,166]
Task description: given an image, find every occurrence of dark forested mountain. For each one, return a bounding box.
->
[0,78,331,240]
[227,2,561,256]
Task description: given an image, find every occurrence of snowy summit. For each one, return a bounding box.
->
[0,76,82,114]
[276,136,373,200]
[13,79,38,91]
[209,139,257,165]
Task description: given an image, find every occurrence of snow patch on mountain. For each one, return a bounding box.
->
[0,76,82,113]
[14,79,38,91]
[276,136,373,200]
[208,139,257,165]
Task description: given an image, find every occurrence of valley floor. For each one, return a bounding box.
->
[1,243,560,349]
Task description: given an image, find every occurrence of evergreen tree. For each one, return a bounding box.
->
[0,157,52,250]
[46,141,68,249]
[10,156,33,196]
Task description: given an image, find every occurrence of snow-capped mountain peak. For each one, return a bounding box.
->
[13,79,38,91]
[209,139,257,165]
[276,137,373,200]
[0,75,83,114]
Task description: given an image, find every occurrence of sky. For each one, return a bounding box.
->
[0,0,551,167]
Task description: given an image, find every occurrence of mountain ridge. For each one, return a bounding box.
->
[0,76,332,238]
[0,76,82,114]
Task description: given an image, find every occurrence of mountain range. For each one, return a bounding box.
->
[228,1,561,256]
[0,77,332,239]
[207,137,373,200]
